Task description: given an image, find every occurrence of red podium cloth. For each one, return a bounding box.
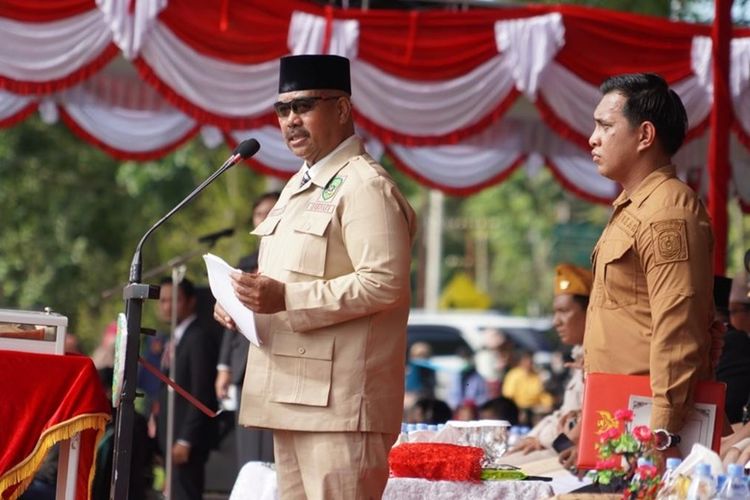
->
[0,351,111,500]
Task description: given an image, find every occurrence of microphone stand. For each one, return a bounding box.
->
[99,236,230,301]
[110,140,258,500]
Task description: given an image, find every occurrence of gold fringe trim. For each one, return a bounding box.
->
[0,413,109,499]
[86,427,105,500]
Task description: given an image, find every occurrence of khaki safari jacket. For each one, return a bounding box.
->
[583,165,714,432]
[239,136,417,434]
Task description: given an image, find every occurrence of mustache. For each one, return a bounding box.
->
[285,127,309,141]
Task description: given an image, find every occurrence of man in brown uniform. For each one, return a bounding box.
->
[584,73,714,455]
[213,55,417,499]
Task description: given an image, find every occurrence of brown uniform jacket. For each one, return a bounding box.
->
[239,137,417,434]
[583,165,714,432]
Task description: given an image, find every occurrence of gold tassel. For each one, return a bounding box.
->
[0,413,110,499]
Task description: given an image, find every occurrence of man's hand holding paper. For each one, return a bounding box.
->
[231,271,286,315]
[204,253,261,346]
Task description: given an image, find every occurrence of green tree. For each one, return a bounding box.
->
[0,118,268,351]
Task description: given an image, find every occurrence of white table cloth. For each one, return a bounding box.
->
[383,477,554,499]
[230,461,569,499]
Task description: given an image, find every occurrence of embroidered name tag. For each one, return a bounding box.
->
[615,210,640,238]
[651,219,688,265]
[306,201,336,214]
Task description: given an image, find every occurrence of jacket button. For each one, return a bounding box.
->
[298,347,306,355]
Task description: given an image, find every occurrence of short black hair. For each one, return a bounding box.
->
[413,397,453,425]
[479,396,519,426]
[159,276,196,298]
[600,73,688,156]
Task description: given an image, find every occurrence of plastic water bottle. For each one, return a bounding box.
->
[656,457,681,500]
[686,463,716,500]
[716,463,750,499]
[409,423,433,442]
[507,426,521,447]
[395,422,409,446]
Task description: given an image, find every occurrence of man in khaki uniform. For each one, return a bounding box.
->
[584,73,714,455]
[511,264,590,458]
[214,55,416,499]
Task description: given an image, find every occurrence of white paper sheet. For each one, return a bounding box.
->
[203,253,260,346]
[628,395,716,457]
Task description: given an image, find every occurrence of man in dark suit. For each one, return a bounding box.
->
[157,277,218,500]
[716,274,750,425]
[215,192,279,468]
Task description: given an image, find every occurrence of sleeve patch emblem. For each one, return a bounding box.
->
[651,219,688,265]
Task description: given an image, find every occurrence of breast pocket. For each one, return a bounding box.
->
[269,333,334,407]
[283,215,332,277]
[601,239,637,308]
[251,216,281,268]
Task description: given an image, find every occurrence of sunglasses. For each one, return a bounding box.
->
[273,96,340,118]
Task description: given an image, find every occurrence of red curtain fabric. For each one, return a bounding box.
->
[0,1,748,216]
[0,45,119,96]
[157,0,308,63]
[0,0,94,22]
[0,351,111,500]
[556,5,706,85]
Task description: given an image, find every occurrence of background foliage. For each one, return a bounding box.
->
[1,0,749,351]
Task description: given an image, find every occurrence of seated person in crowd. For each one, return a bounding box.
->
[716,273,750,427]
[722,414,750,469]
[474,328,514,399]
[501,350,554,426]
[478,396,519,426]
[719,272,750,467]
[404,341,437,409]
[453,399,479,421]
[509,263,591,455]
[447,347,488,410]
[406,397,453,425]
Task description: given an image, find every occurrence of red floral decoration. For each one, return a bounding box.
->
[589,407,662,499]
[632,425,653,443]
[388,443,484,482]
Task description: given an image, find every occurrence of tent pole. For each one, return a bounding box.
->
[708,0,733,274]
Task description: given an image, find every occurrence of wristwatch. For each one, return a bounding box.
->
[653,429,681,451]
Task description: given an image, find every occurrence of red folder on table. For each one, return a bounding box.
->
[577,373,725,470]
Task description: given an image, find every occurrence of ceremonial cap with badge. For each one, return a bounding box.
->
[554,263,593,297]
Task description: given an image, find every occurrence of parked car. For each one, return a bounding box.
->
[407,309,556,353]
[405,310,557,405]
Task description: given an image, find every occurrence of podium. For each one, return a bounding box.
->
[0,350,111,499]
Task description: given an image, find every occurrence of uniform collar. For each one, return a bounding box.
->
[612,165,676,209]
[295,135,362,191]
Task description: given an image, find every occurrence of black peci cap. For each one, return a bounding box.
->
[278,55,351,95]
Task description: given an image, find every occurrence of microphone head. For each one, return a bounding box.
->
[234,139,261,159]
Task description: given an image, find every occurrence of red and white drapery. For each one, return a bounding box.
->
[1,0,749,214]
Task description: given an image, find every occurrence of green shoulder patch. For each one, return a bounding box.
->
[321,176,345,201]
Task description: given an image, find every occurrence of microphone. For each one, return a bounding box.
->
[198,227,235,245]
[128,139,260,282]
[113,140,260,500]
